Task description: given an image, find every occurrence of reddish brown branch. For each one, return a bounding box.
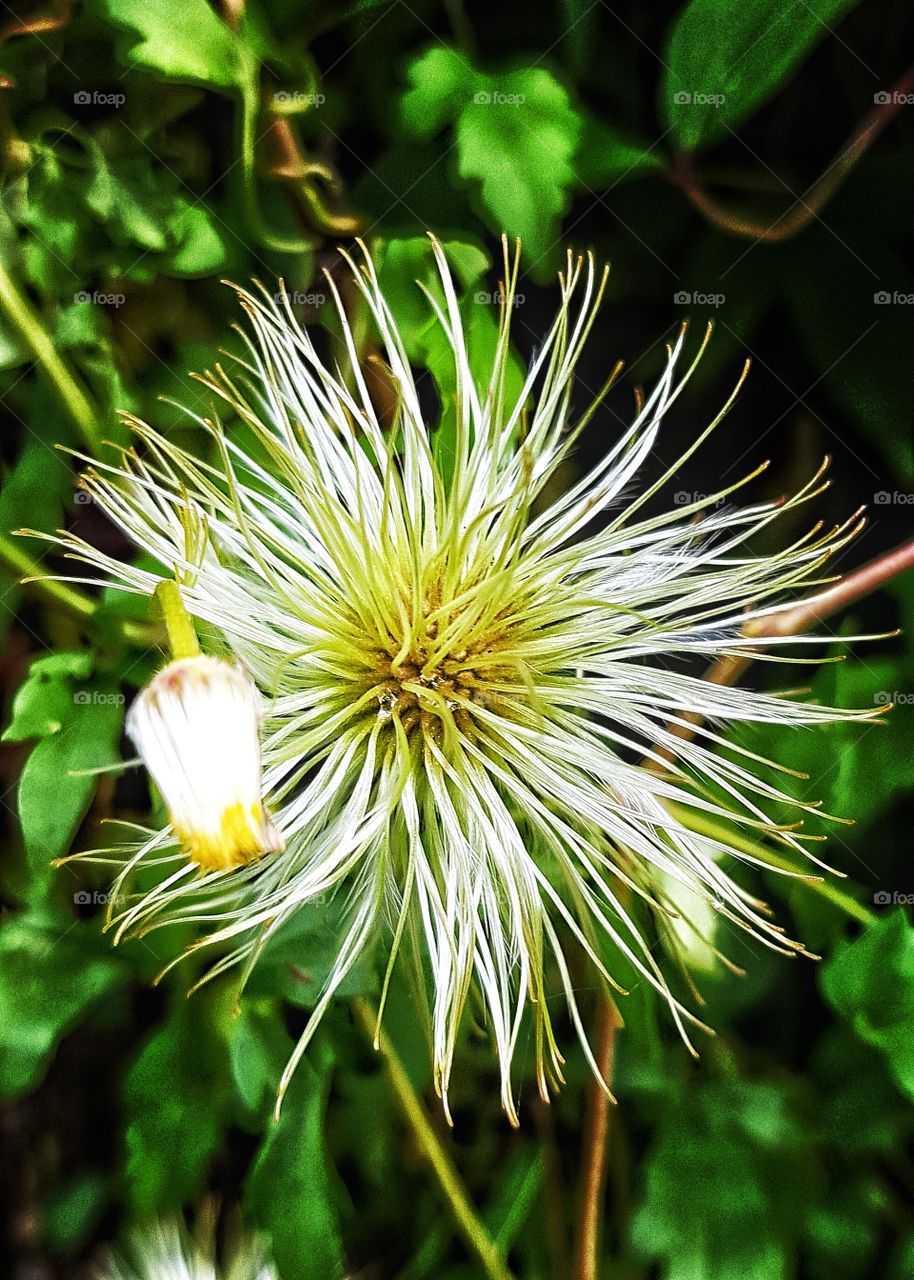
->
[651,534,914,765]
[262,116,361,237]
[673,65,914,242]
[575,535,914,1278]
[573,996,620,1280]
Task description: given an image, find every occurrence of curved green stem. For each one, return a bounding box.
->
[352,998,515,1280]
[238,78,316,253]
[154,579,200,660]
[0,532,163,648]
[0,258,102,454]
[0,530,94,617]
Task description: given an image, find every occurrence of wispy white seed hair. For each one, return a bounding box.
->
[103,1218,277,1280]
[41,238,873,1122]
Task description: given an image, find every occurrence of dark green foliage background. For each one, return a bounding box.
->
[1,0,913,1276]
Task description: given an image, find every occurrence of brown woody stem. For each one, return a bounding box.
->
[674,66,914,242]
[574,534,914,1279]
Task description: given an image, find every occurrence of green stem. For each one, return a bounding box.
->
[154,579,200,661]
[664,800,875,926]
[238,78,315,253]
[0,257,102,454]
[0,532,163,648]
[351,998,515,1280]
[0,531,94,617]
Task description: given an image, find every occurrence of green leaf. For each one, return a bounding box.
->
[42,1173,109,1254]
[123,993,232,1212]
[230,1001,294,1122]
[85,154,170,251]
[821,911,914,1104]
[375,235,489,360]
[3,652,94,742]
[82,143,228,272]
[456,71,580,266]
[7,658,124,873]
[758,655,914,835]
[633,1080,808,1280]
[817,659,914,831]
[575,117,665,189]
[165,201,229,275]
[486,1150,543,1252]
[804,1029,907,1278]
[244,896,377,1008]
[91,0,247,90]
[400,48,581,264]
[0,434,73,545]
[0,907,123,1099]
[246,1049,345,1280]
[0,323,26,370]
[17,148,83,267]
[663,0,862,151]
[399,46,474,137]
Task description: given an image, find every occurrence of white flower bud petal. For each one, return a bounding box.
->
[127,656,283,871]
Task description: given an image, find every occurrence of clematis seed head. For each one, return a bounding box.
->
[38,238,876,1120]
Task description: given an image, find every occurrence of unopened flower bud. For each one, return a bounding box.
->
[127,656,282,871]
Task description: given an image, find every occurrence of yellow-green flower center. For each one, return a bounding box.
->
[360,592,524,739]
